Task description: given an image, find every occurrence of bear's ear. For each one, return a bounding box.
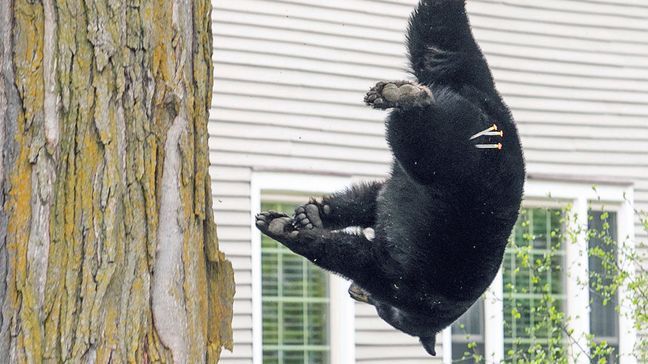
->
[420,335,437,356]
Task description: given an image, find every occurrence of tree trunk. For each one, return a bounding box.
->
[0,0,235,362]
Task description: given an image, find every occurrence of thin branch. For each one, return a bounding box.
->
[561,324,593,362]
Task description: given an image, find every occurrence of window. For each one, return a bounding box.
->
[451,300,485,363]
[443,179,635,363]
[589,211,619,364]
[503,208,565,359]
[261,201,330,364]
[252,173,355,364]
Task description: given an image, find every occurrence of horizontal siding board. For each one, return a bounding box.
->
[492,0,648,18]
[210,107,385,136]
[232,314,253,330]
[214,212,253,227]
[469,2,648,31]
[210,151,391,178]
[213,48,405,81]
[229,330,253,345]
[209,119,385,145]
[355,331,432,346]
[213,25,405,61]
[211,94,381,122]
[214,0,410,31]
[218,241,253,258]
[231,299,253,315]
[523,148,648,167]
[212,63,382,92]
[213,10,405,44]
[522,137,648,154]
[232,284,252,300]
[213,197,251,212]
[474,28,648,57]
[209,165,252,182]
[513,110,648,129]
[526,163,648,180]
[518,124,648,141]
[211,79,368,108]
[506,95,648,116]
[214,32,403,69]
[277,0,414,17]
[468,12,648,44]
[494,69,648,93]
[222,346,253,359]
[355,345,442,361]
[487,55,648,81]
[211,181,250,198]
[212,226,251,242]
[480,41,648,69]
[356,316,402,332]
[229,257,253,272]
[209,137,391,164]
[583,0,648,9]
[218,358,255,364]
[500,82,648,106]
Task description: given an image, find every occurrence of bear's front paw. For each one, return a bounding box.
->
[365,80,434,109]
[294,202,331,230]
[255,211,299,243]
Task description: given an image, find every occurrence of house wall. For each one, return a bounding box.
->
[209,1,648,363]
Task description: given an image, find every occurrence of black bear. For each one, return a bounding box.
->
[255,0,525,356]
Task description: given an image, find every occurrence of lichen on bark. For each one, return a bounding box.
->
[0,0,235,362]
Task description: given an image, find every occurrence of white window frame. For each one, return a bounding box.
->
[444,177,637,364]
[251,172,356,364]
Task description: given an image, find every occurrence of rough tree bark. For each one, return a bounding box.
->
[0,0,235,362]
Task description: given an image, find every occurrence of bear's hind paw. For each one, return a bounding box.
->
[365,80,434,109]
[294,203,330,230]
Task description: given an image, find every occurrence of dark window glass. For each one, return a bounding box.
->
[589,211,619,364]
[452,300,485,363]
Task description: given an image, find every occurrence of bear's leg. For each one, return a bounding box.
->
[365,80,434,110]
[255,212,381,283]
[293,181,383,230]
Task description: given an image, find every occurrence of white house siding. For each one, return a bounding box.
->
[209,0,648,363]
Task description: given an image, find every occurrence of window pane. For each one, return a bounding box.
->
[589,211,619,364]
[283,350,305,364]
[308,350,328,364]
[503,208,566,359]
[282,253,304,297]
[452,343,485,364]
[263,350,279,364]
[261,201,331,364]
[263,301,279,345]
[308,303,329,345]
[307,263,327,297]
[531,208,549,250]
[262,251,279,297]
[451,300,484,362]
[454,300,484,336]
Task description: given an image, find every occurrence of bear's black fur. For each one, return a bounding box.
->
[255,0,525,356]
